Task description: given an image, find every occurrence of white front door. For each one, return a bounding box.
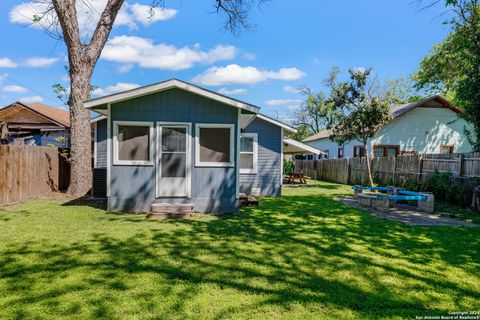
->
[157,123,191,198]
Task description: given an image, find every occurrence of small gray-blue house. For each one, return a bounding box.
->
[88,79,296,214]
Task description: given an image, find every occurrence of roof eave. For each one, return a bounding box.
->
[256,114,297,134]
[84,79,260,114]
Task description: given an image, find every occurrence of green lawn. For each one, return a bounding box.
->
[1,182,479,320]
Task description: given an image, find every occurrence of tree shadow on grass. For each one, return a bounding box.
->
[1,189,479,319]
[61,197,107,211]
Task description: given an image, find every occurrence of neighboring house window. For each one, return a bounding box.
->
[323,150,329,159]
[306,154,314,160]
[353,145,365,158]
[373,145,400,157]
[195,124,234,167]
[440,144,454,155]
[240,133,258,174]
[338,146,344,159]
[113,121,153,165]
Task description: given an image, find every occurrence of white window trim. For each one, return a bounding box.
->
[113,121,154,166]
[239,133,258,174]
[195,123,235,167]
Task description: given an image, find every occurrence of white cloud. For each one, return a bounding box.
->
[242,52,256,60]
[117,64,134,74]
[265,99,302,106]
[283,85,302,94]
[193,64,305,86]
[102,36,237,71]
[218,88,247,95]
[19,95,43,103]
[0,73,8,82]
[9,1,177,37]
[92,82,141,96]
[24,57,59,68]
[130,4,177,25]
[0,58,17,68]
[3,85,28,93]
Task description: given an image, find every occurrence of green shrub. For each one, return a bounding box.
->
[284,160,294,175]
[420,172,472,208]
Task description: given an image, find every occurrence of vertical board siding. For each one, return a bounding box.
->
[0,146,69,205]
[109,88,238,213]
[239,117,282,196]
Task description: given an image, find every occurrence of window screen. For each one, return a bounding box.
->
[198,127,231,163]
[117,125,150,161]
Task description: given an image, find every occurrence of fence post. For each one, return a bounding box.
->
[458,154,465,177]
[392,156,397,184]
[347,158,351,185]
[417,155,423,183]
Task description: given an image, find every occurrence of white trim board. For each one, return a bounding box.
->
[106,104,111,197]
[93,121,98,169]
[85,79,260,114]
[283,138,324,155]
[112,121,154,166]
[256,114,297,134]
[91,114,107,123]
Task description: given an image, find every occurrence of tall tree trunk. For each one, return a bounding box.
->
[67,68,93,196]
[52,0,125,197]
[364,143,374,187]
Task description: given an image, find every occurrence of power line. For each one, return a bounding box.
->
[2,74,61,105]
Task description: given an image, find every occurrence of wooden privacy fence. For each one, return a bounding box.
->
[0,146,70,205]
[295,152,480,186]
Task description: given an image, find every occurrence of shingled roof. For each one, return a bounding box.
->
[20,102,70,127]
[302,95,460,143]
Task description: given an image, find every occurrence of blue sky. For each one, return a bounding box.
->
[0,0,452,121]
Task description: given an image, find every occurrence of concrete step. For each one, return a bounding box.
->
[148,203,194,219]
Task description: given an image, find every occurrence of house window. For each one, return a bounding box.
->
[440,144,454,155]
[306,154,314,160]
[113,121,153,165]
[338,146,344,159]
[195,124,234,167]
[373,145,400,158]
[353,145,365,158]
[323,150,329,159]
[240,133,258,174]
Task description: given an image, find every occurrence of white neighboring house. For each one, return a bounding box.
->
[303,96,474,159]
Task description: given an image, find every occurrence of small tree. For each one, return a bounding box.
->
[327,68,391,186]
[290,88,336,142]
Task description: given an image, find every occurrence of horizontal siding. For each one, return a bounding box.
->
[239,117,281,196]
[305,107,475,158]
